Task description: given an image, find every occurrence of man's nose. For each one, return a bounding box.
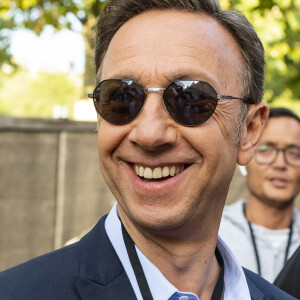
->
[128,93,177,151]
[272,149,288,169]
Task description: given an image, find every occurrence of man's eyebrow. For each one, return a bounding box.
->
[288,144,300,149]
[103,74,141,83]
[117,74,139,80]
[168,73,194,80]
[262,141,300,148]
[170,72,211,81]
[101,72,216,87]
[106,74,193,81]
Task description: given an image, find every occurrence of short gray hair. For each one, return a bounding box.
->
[95,0,265,105]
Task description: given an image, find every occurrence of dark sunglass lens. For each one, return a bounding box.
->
[93,79,144,125]
[163,81,218,126]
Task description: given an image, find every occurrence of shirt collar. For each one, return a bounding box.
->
[105,203,251,300]
[217,235,251,299]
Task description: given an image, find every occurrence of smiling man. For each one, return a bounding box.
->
[219,107,300,283]
[0,0,297,299]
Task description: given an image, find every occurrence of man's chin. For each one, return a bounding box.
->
[261,195,294,209]
[123,208,190,236]
[135,212,184,231]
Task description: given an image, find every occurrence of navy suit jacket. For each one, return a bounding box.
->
[0,215,296,299]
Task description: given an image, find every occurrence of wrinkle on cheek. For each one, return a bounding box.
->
[212,102,238,142]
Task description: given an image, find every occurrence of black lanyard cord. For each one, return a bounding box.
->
[243,203,293,276]
[213,248,225,300]
[245,210,261,275]
[284,220,293,263]
[122,223,153,300]
[121,221,224,300]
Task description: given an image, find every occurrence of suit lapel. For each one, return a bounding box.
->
[73,273,136,300]
[246,279,265,300]
[243,268,265,300]
[73,216,269,300]
[73,216,137,300]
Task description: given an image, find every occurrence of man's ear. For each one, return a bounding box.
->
[237,102,269,166]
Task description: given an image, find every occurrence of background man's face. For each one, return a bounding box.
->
[247,117,300,208]
[96,10,248,232]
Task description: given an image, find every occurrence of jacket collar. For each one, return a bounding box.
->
[72,215,273,300]
[246,279,264,300]
[72,215,136,299]
[243,268,266,300]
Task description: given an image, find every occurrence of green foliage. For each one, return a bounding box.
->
[0,70,81,118]
[0,1,108,70]
[0,17,18,76]
[0,0,299,118]
[1,0,108,34]
[221,0,300,107]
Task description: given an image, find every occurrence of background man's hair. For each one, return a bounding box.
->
[269,107,300,124]
[95,0,265,105]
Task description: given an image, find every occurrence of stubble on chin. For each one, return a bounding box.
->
[249,187,295,210]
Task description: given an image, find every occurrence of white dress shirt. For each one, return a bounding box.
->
[105,203,251,300]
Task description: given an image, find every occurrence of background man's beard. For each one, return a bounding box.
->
[250,188,295,210]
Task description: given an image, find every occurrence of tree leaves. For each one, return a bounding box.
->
[1,0,299,109]
[225,0,300,106]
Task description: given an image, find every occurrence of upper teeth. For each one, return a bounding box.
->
[134,164,184,179]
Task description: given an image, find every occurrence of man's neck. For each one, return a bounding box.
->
[145,239,221,300]
[246,196,294,229]
[119,211,222,300]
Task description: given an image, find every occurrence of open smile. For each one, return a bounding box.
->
[134,164,185,180]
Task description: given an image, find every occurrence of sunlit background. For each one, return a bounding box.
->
[0,0,299,121]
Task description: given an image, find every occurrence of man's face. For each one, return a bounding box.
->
[247,117,300,208]
[97,10,251,232]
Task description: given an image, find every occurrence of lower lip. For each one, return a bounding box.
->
[126,164,186,194]
[269,179,289,188]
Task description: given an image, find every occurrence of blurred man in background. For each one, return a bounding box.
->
[219,107,300,282]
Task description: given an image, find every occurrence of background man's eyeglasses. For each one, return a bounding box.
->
[254,144,300,167]
[88,79,254,127]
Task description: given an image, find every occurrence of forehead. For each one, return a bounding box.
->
[262,117,300,146]
[101,10,244,92]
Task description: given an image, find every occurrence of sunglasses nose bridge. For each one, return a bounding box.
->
[142,87,173,121]
[129,89,177,150]
[141,87,168,114]
[143,87,166,92]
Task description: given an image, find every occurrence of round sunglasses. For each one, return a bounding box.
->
[88,79,254,126]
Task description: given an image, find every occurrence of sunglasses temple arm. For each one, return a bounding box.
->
[217,95,254,104]
[88,93,94,99]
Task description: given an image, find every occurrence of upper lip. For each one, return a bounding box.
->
[126,159,191,169]
[122,157,194,169]
[132,162,187,168]
[267,176,289,182]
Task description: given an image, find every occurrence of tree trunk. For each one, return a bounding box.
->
[81,16,97,98]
